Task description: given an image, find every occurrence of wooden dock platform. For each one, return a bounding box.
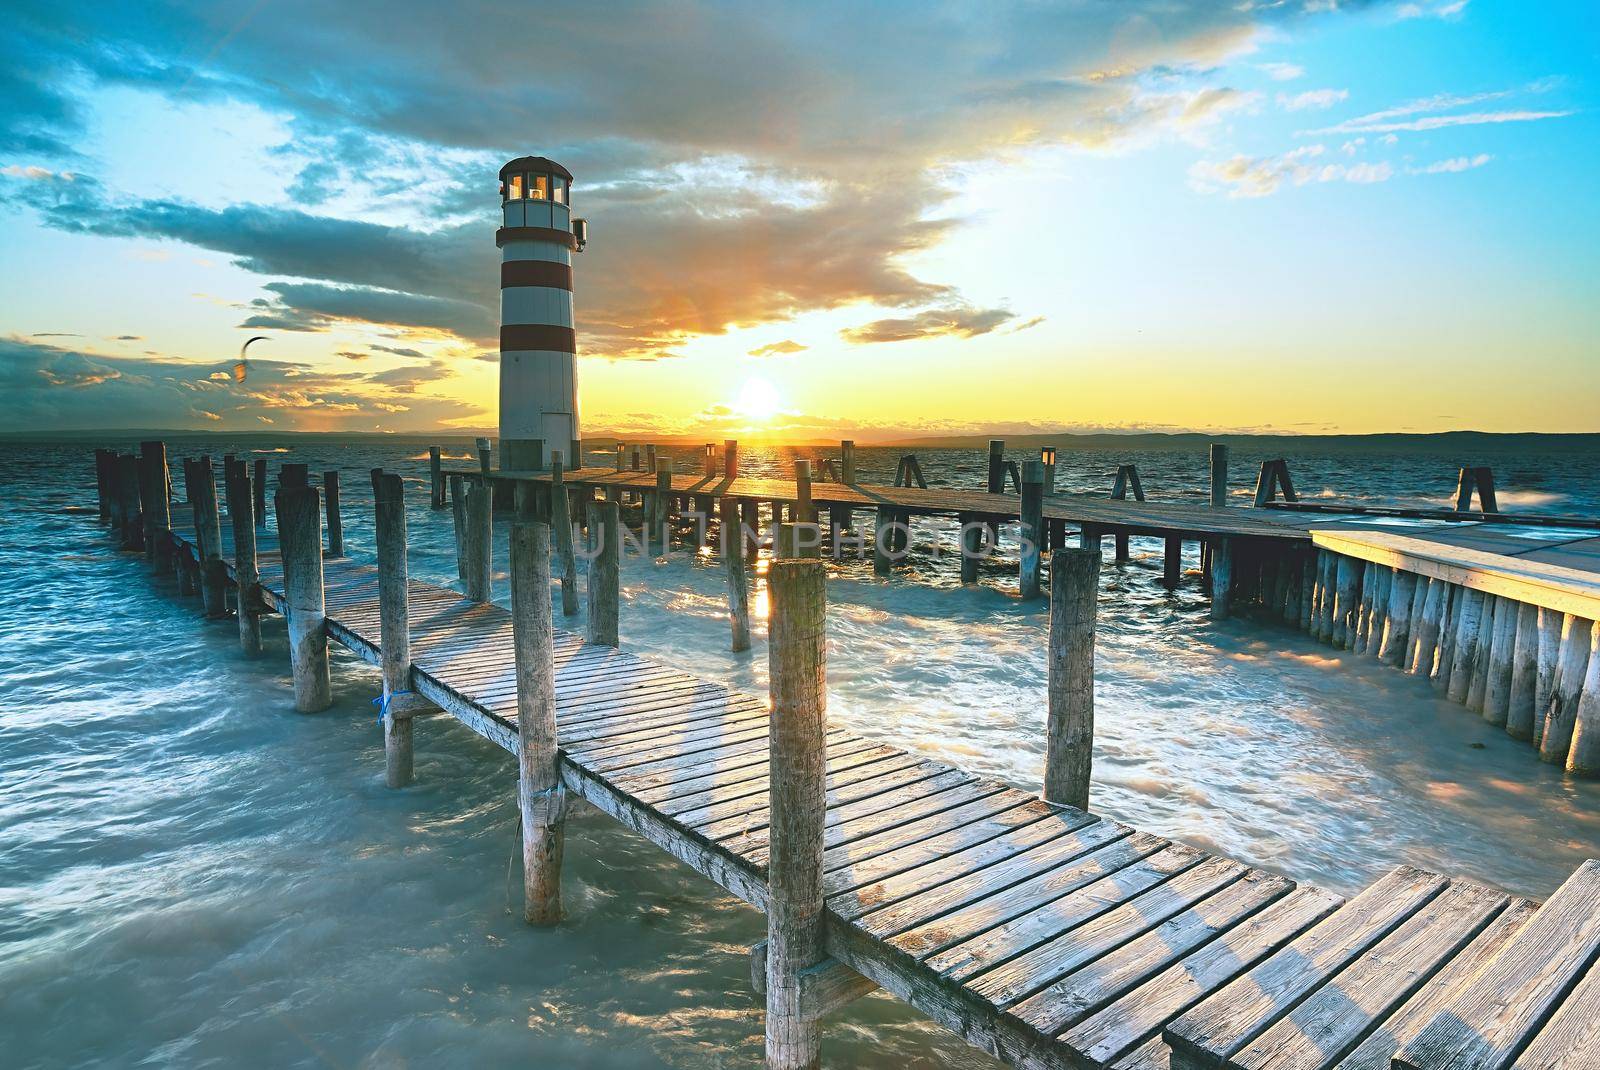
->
[107,452,1600,1070]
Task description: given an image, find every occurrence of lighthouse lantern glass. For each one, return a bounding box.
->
[506,174,524,200]
[530,174,549,200]
[553,177,567,205]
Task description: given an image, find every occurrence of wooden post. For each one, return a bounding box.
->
[1044,548,1100,810]
[1161,537,1182,590]
[476,436,492,475]
[463,478,492,602]
[1566,627,1600,776]
[226,467,263,655]
[1208,443,1229,507]
[115,454,144,550]
[429,445,445,508]
[793,460,814,526]
[587,499,620,647]
[724,439,739,480]
[614,443,625,472]
[840,440,856,484]
[252,458,267,526]
[373,471,415,788]
[323,469,343,558]
[1210,538,1234,620]
[549,454,579,616]
[1436,584,1465,691]
[652,460,672,551]
[741,498,760,559]
[274,483,331,713]
[1507,602,1540,740]
[959,513,982,585]
[1379,570,1418,666]
[281,462,309,489]
[873,504,895,576]
[1365,565,1392,657]
[510,517,565,923]
[94,449,112,522]
[986,439,1005,495]
[1535,607,1562,739]
[1541,615,1592,764]
[1446,587,1486,704]
[1330,555,1360,648]
[1020,460,1044,600]
[138,441,172,571]
[1467,595,1499,712]
[721,497,751,652]
[1314,551,1337,642]
[448,474,467,583]
[193,457,228,618]
[1482,595,1519,725]
[764,558,827,1070]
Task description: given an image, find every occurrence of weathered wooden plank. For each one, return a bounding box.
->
[1393,860,1600,1070]
[1512,939,1600,1069]
[1064,886,1345,1070]
[1165,865,1447,1070]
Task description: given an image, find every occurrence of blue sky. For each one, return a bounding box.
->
[1,0,1595,436]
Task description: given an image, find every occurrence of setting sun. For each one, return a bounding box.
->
[733,377,782,425]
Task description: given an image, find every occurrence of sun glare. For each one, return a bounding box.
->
[734,377,782,424]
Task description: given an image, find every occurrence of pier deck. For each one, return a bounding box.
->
[153,510,1600,1070]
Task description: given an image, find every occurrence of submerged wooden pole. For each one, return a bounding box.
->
[1482,595,1519,725]
[1209,538,1234,620]
[765,558,827,1070]
[959,513,982,585]
[1541,615,1591,763]
[1162,537,1182,591]
[650,460,672,552]
[373,471,415,788]
[721,497,751,652]
[274,483,331,713]
[1534,607,1561,738]
[225,467,263,655]
[986,439,1005,495]
[1330,555,1359,648]
[1566,629,1600,777]
[1019,460,1045,600]
[138,440,172,571]
[510,517,565,924]
[323,469,343,558]
[429,445,445,508]
[587,499,620,648]
[1446,587,1487,704]
[550,454,579,616]
[193,457,229,618]
[1379,570,1418,666]
[1044,548,1100,810]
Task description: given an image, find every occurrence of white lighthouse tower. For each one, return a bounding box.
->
[497,155,585,471]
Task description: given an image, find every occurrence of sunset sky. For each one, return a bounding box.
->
[2,0,1595,439]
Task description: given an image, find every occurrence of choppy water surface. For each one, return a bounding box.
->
[4,437,1600,1069]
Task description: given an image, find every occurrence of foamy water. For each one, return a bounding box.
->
[4,437,1600,1069]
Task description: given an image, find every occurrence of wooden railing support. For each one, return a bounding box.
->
[1020,459,1045,599]
[274,482,331,713]
[510,514,565,924]
[373,470,416,788]
[1044,548,1100,810]
[226,465,263,655]
[587,499,620,647]
[721,497,751,652]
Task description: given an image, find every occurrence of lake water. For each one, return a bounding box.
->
[4,436,1600,1069]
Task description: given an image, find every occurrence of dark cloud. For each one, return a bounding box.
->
[0,336,474,430]
[369,344,428,359]
[840,305,1017,344]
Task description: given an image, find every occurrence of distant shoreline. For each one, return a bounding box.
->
[10,428,1600,454]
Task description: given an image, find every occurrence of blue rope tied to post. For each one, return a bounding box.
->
[373,689,414,725]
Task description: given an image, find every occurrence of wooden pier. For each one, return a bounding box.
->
[93,444,1600,1070]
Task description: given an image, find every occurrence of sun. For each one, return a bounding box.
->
[734,377,782,424]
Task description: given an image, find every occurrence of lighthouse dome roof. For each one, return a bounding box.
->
[499,156,573,181]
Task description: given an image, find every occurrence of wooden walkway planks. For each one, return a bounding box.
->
[154,512,1600,1070]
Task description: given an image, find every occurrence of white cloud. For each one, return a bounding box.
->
[1311,109,1571,135]
[1396,0,1469,20]
[1259,62,1305,82]
[1277,88,1349,111]
[1303,81,1569,135]
[1189,145,1397,198]
[2,164,73,181]
[1410,153,1492,174]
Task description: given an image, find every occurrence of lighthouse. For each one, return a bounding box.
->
[497,155,586,471]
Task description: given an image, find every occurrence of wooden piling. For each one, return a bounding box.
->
[193,457,228,618]
[252,458,267,526]
[1315,551,1337,643]
[1535,607,1561,737]
[116,453,144,550]
[225,466,263,655]
[1283,553,1304,624]
[323,469,343,558]
[1467,595,1499,712]
[1483,595,1519,726]
[959,513,982,585]
[1299,552,1317,632]
[1162,537,1182,591]
[476,436,492,475]
[1566,627,1600,777]
[1380,570,1418,666]
[1364,565,1392,657]
[1019,460,1045,600]
[550,454,579,616]
[586,499,620,648]
[1208,443,1229,507]
[274,483,331,713]
[94,449,113,522]
[987,439,1005,496]
[448,474,467,583]
[510,518,566,923]
[1507,601,1540,740]
[1331,555,1359,648]
[873,505,895,576]
[429,445,445,508]
[1044,548,1100,810]
[373,471,415,787]
[463,478,493,603]
[741,498,760,559]
[1446,587,1486,703]
[281,462,309,488]
[1209,538,1234,620]
[764,558,828,1070]
[1541,615,1592,764]
[724,439,739,480]
[721,497,751,652]
[652,461,672,551]
[138,441,172,571]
